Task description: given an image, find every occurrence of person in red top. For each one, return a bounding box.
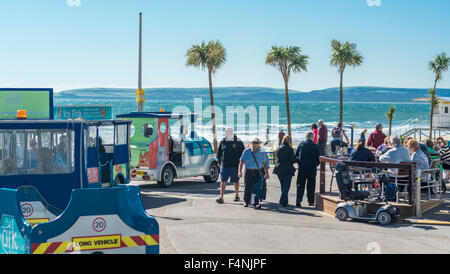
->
[367,123,387,149]
[311,123,319,144]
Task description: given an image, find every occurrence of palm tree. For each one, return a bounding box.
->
[330,40,364,124]
[186,41,227,152]
[265,46,309,138]
[428,88,440,139]
[428,52,450,138]
[386,106,396,136]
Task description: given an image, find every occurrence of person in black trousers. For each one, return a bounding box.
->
[273,136,296,207]
[295,132,320,207]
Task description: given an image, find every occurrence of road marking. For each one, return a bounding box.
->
[414,220,450,225]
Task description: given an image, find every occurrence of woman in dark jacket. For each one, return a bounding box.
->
[350,141,375,162]
[273,136,296,207]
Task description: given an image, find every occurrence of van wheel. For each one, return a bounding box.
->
[204,162,219,184]
[158,166,175,188]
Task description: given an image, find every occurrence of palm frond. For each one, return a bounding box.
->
[186,40,227,74]
[330,39,364,72]
[386,106,396,119]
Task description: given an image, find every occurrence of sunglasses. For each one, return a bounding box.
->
[251,142,261,144]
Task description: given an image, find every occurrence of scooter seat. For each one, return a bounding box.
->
[348,191,371,200]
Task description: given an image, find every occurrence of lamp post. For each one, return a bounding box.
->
[136,12,145,112]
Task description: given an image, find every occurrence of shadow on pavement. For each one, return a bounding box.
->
[259,202,322,217]
[141,192,187,210]
[139,179,235,197]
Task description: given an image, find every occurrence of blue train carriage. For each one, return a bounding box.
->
[0,119,159,254]
[116,111,219,188]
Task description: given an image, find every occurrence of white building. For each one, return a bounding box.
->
[432,97,450,128]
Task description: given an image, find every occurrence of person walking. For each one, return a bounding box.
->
[367,123,387,149]
[264,127,270,146]
[317,120,328,156]
[273,136,296,207]
[216,128,245,204]
[238,137,270,209]
[330,122,349,154]
[278,129,286,146]
[295,132,320,207]
[359,128,368,144]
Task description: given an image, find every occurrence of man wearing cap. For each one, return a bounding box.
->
[238,137,270,209]
[367,123,387,149]
[216,128,245,204]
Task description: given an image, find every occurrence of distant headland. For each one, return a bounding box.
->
[55,86,450,103]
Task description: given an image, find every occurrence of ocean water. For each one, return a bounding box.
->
[55,98,431,144]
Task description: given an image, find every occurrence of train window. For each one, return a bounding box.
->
[141,123,154,138]
[98,125,114,145]
[0,130,75,176]
[115,124,127,145]
[88,126,97,147]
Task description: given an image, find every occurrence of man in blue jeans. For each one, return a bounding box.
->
[216,128,245,204]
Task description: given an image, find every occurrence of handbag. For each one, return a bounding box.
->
[250,151,267,201]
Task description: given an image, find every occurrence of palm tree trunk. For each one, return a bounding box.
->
[389,119,392,136]
[339,69,344,124]
[430,79,438,139]
[208,68,218,152]
[284,79,292,139]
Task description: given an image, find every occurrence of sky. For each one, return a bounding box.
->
[0,0,449,92]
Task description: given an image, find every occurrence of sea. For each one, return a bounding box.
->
[55,98,431,144]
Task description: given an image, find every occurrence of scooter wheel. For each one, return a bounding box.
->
[336,208,349,221]
[377,212,391,225]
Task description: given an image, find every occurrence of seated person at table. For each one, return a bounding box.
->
[376,136,392,156]
[350,141,375,162]
[436,137,450,170]
[425,138,437,155]
[407,139,429,180]
[379,136,410,167]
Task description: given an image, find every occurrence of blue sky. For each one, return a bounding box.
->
[0,0,449,92]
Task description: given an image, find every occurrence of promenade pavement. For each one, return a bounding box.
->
[131,167,450,254]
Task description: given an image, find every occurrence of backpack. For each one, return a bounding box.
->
[331,127,342,138]
[385,183,398,202]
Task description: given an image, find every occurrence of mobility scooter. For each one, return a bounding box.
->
[334,162,400,225]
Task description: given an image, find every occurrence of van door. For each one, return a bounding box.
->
[113,121,130,184]
[86,124,101,187]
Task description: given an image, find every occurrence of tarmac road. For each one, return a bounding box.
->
[131,169,450,254]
